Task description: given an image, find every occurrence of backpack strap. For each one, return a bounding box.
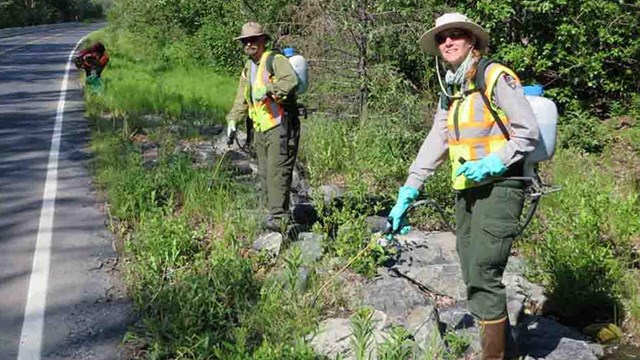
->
[471,58,511,141]
[266,51,276,76]
[439,83,454,110]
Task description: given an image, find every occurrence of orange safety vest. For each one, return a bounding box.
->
[447,63,520,190]
[243,51,285,133]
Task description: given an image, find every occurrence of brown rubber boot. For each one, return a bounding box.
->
[480,317,507,360]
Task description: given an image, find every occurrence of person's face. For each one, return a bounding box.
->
[241,36,266,57]
[436,29,475,67]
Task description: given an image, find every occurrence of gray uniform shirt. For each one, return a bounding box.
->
[405,66,540,190]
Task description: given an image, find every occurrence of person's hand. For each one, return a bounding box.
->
[226,120,237,145]
[386,186,419,236]
[455,153,507,182]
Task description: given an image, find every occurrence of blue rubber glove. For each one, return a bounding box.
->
[455,153,507,182]
[387,186,419,235]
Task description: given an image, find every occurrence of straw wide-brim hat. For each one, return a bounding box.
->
[234,22,270,41]
[419,13,489,55]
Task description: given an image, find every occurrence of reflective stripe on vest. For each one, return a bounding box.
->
[448,63,520,190]
[244,51,284,132]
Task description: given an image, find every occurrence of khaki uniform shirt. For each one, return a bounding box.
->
[226,52,298,125]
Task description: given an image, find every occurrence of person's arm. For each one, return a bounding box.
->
[404,107,449,189]
[98,52,109,67]
[226,64,249,125]
[266,54,298,98]
[491,73,540,167]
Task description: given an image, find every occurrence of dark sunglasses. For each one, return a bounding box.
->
[435,29,470,44]
[240,36,264,45]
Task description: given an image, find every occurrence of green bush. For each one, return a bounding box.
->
[558,109,611,153]
[527,149,638,323]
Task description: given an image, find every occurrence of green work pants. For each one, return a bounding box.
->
[254,113,300,220]
[455,180,525,321]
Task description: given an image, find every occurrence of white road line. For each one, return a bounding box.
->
[17,34,88,360]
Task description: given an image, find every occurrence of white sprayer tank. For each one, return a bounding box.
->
[283,47,309,95]
[523,85,558,177]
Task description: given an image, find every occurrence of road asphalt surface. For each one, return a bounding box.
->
[0,23,132,360]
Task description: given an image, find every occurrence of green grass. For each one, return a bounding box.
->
[521,117,640,329]
[84,28,237,123]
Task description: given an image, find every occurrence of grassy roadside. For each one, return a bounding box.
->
[82,29,322,359]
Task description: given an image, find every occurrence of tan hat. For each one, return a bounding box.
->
[418,13,489,55]
[234,22,269,40]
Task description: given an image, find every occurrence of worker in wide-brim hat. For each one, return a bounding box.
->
[387,13,540,359]
[226,22,301,232]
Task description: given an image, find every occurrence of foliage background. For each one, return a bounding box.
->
[0,0,108,28]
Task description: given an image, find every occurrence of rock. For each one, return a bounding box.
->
[395,230,459,265]
[291,169,312,198]
[173,140,218,167]
[404,305,440,346]
[292,232,325,264]
[518,316,603,360]
[213,131,250,158]
[503,271,548,318]
[393,263,467,300]
[365,216,388,233]
[199,124,224,136]
[362,270,431,324]
[231,159,257,175]
[193,141,216,167]
[507,294,526,327]
[308,310,389,360]
[526,282,548,314]
[252,232,283,258]
[438,304,475,331]
[320,184,346,205]
[390,231,466,299]
[361,270,441,349]
[437,305,481,355]
[505,256,528,275]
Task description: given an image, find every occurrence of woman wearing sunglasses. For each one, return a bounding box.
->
[387,12,540,360]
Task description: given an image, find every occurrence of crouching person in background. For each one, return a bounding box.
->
[74,41,109,78]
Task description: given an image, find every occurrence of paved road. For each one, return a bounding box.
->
[0,24,131,359]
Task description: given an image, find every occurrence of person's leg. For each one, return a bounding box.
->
[465,181,524,359]
[455,190,473,289]
[254,129,269,207]
[265,116,299,222]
